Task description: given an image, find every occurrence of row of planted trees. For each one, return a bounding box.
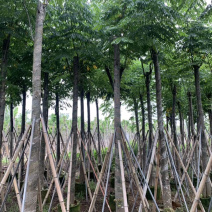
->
[0,0,212,211]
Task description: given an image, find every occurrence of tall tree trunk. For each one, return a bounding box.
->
[133,97,140,157]
[144,64,153,151]
[0,34,10,181]
[178,102,185,149]
[95,98,101,164]
[70,56,79,204]
[209,109,212,137]
[139,93,146,169]
[25,2,46,211]
[172,85,180,175]
[20,86,26,185]
[152,49,172,209]
[56,91,60,164]
[193,65,211,197]
[86,91,91,134]
[40,72,48,185]
[10,101,13,158]
[188,92,195,137]
[114,43,124,212]
[79,89,85,183]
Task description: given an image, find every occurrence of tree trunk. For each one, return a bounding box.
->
[172,85,180,175]
[70,56,79,204]
[40,72,48,185]
[95,98,101,164]
[139,93,146,169]
[178,102,185,149]
[56,91,60,164]
[0,34,10,182]
[209,109,212,137]
[10,102,13,158]
[25,2,46,211]
[144,65,153,151]
[79,88,85,183]
[193,65,211,197]
[133,97,140,157]
[114,43,124,212]
[152,49,172,209]
[188,92,195,137]
[20,86,26,184]
[86,91,91,133]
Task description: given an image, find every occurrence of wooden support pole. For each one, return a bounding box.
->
[121,134,149,212]
[118,140,129,212]
[41,117,66,212]
[88,136,113,212]
[165,130,205,212]
[0,125,31,193]
[190,153,212,212]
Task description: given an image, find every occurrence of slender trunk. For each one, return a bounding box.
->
[79,89,85,183]
[188,92,195,137]
[0,34,10,181]
[95,98,101,164]
[10,102,13,158]
[25,2,46,211]
[40,72,48,185]
[152,49,172,209]
[178,102,185,149]
[145,67,153,150]
[172,85,180,175]
[139,93,146,169]
[20,86,26,184]
[56,91,60,164]
[193,65,211,197]
[86,91,91,133]
[133,98,140,157]
[114,43,124,212]
[70,56,79,204]
[209,109,212,137]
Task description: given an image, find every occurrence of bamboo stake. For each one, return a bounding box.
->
[88,135,114,212]
[0,125,31,193]
[66,135,73,212]
[38,179,43,212]
[77,136,96,211]
[4,142,22,211]
[165,130,205,212]
[41,117,66,212]
[42,132,72,207]
[174,138,198,201]
[143,130,159,195]
[78,131,112,212]
[120,134,149,212]
[190,153,212,212]
[118,140,129,212]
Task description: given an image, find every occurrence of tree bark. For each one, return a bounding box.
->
[86,91,91,133]
[152,49,172,209]
[70,56,79,204]
[172,85,180,175]
[177,102,185,149]
[188,92,195,137]
[0,34,10,181]
[193,65,211,197]
[133,97,140,158]
[40,71,48,185]
[79,88,85,183]
[143,64,153,151]
[114,43,124,212]
[95,98,101,164]
[55,91,60,164]
[139,93,146,169]
[10,101,13,158]
[209,109,212,138]
[25,2,46,211]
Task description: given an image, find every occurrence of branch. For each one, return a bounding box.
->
[105,66,114,91]
[22,0,34,41]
